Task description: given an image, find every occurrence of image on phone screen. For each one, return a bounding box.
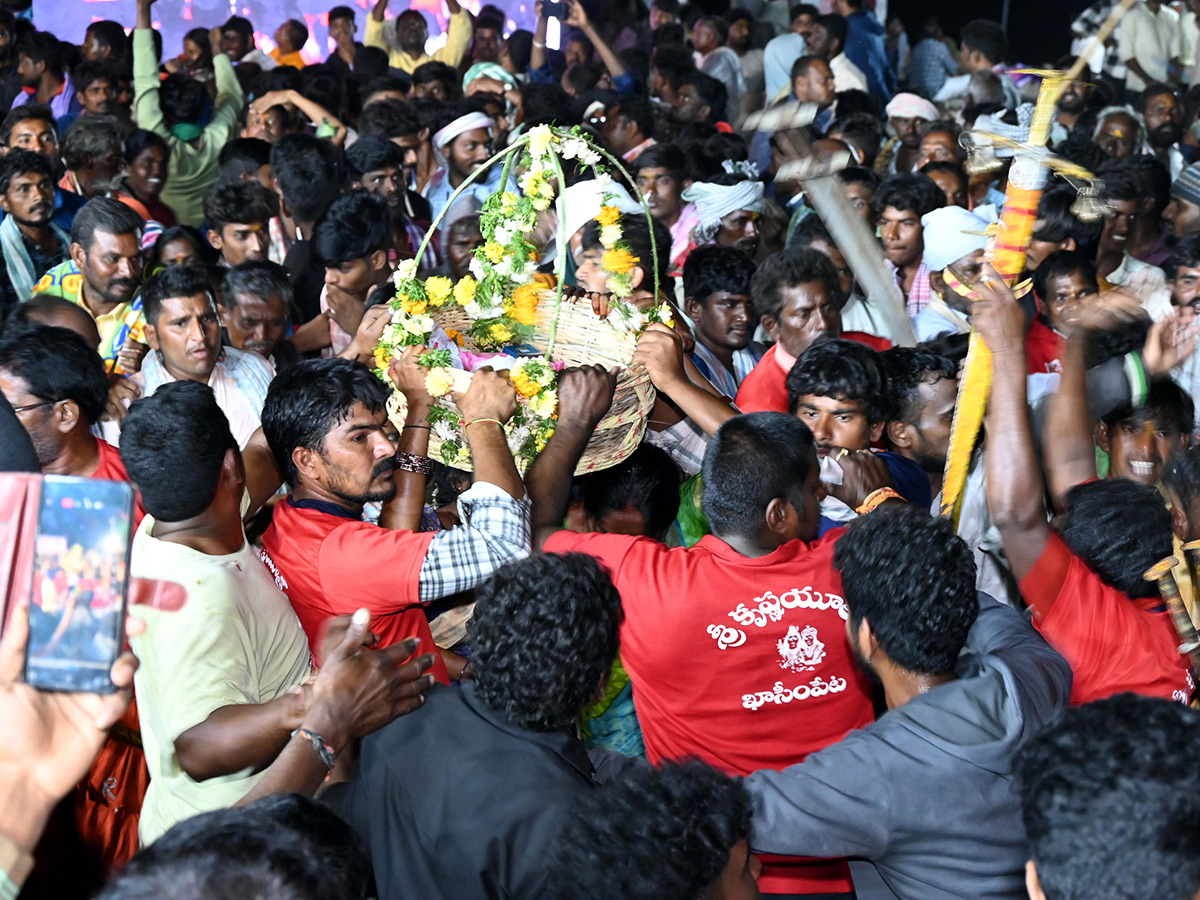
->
[24,476,134,694]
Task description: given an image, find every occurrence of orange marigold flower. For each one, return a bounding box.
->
[511,369,542,398]
[510,283,541,325]
[595,205,621,227]
[602,248,639,275]
[401,297,428,315]
[445,328,466,346]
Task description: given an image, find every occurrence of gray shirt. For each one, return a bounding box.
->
[747,596,1072,900]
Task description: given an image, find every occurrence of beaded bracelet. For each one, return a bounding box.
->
[394,451,434,476]
[856,487,903,515]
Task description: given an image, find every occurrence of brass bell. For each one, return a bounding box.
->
[1070,184,1107,223]
[964,142,1002,176]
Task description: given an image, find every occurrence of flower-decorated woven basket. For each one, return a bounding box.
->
[377,125,669,476]
[387,290,656,475]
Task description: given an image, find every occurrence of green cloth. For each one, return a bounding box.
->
[133,29,245,226]
[581,655,645,758]
[671,474,711,548]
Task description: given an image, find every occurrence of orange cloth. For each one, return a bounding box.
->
[270,47,305,68]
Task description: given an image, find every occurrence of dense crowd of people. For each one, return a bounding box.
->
[1,0,1200,897]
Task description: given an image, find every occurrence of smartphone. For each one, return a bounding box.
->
[544,1,569,18]
[24,476,134,694]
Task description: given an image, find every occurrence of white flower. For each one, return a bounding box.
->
[465,299,504,320]
[593,172,612,193]
[433,420,458,443]
[395,259,418,283]
[469,257,485,280]
[528,124,555,159]
[402,314,434,336]
[581,148,601,166]
[600,224,622,247]
[506,423,532,455]
[495,256,515,279]
[493,223,516,245]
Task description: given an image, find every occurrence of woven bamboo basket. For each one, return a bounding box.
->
[386,289,656,475]
[383,126,664,475]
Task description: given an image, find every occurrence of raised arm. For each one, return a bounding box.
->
[377,348,435,533]
[252,89,347,147]
[564,1,629,83]
[527,365,617,550]
[977,266,1050,581]
[1042,332,1097,511]
[456,369,523,500]
[433,0,472,67]
[531,1,549,73]
[412,371,531,602]
[209,25,245,131]
[132,0,166,135]
[634,324,737,436]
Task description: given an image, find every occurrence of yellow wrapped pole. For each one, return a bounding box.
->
[939,0,1138,521]
[939,78,1060,519]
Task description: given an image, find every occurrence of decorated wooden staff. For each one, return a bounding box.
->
[1144,556,1200,681]
[938,68,1110,520]
[744,101,917,347]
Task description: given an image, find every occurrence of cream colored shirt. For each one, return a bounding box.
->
[130,517,312,844]
[1118,1,1181,90]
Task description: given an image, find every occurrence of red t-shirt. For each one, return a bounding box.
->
[1024,317,1063,375]
[92,438,146,527]
[735,334,894,413]
[1019,531,1194,705]
[544,529,875,894]
[259,498,449,682]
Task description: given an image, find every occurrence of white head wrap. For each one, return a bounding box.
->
[681,180,765,233]
[921,204,997,271]
[885,93,940,122]
[432,112,495,167]
[561,179,644,241]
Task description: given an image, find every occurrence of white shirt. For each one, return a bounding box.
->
[830,53,868,94]
[1118,1,1181,90]
[1108,252,1173,320]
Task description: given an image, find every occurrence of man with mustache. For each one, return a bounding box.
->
[346,134,433,267]
[258,356,529,677]
[683,246,762,399]
[32,197,148,375]
[59,115,126,201]
[681,176,763,263]
[1140,84,1185,180]
[219,261,297,371]
[126,265,275,449]
[0,149,67,318]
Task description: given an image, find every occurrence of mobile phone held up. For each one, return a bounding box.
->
[544,1,569,19]
[24,475,134,694]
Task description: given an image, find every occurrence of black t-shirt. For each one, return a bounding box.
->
[322,682,596,900]
[282,239,326,324]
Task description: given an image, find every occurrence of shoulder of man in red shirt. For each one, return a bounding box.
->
[844,331,892,352]
[92,438,147,526]
[735,345,790,413]
[1019,530,1193,705]
[1024,316,1063,375]
[259,498,446,678]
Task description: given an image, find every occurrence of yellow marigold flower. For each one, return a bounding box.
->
[424,367,455,397]
[510,283,541,325]
[489,322,514,343]
[401,296,428,316]
[373,345,391,372]
[602,248,639,275]
[454,277,478,304]
[484,242,506,264]
[424,276,453,307]
[511,368,542,398]
[595,205,621,227]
